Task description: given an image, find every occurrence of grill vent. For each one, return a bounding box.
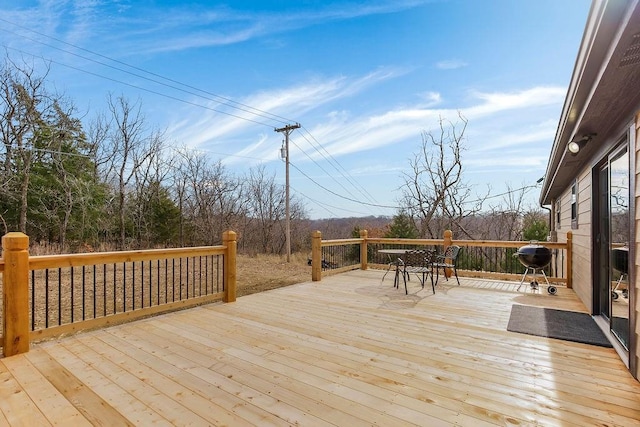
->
[619,32,640,67]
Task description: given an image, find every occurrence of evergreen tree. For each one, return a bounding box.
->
[522,211,549,242]
[385,210,418,238]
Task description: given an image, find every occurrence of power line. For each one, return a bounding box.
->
[298,126,379,204]
[289,137,362,201]
[291,186,371,217]
[479,184,540,203]
[2,44,278,128]
[289,161,398,210]
[0,19,294,126]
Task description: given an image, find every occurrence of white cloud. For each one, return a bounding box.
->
[436,59,468,70]
[471,119,558,152]
[166,67,407,155]
[4,1,433,56]
[417,91,442,107]
[463,87,566,118]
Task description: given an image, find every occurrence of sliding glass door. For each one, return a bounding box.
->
[609,147,630,349]
[595,144,630,350]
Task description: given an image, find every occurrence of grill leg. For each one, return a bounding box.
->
[518,267,533,291]
[540,269,550,286]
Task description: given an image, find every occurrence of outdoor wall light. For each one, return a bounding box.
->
[568,133,596,155]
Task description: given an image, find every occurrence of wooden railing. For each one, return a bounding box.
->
[0,231,237,356]
[311,229,572,288]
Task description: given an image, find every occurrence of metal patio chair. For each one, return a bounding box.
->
[399,249,436,294]
[433,245,461,286]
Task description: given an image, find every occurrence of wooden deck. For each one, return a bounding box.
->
[1,269,639,426]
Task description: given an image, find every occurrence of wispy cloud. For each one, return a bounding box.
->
[464,87,566,118]
[436,59,468,70]
[2,1,433,56]
[166,67,406,155]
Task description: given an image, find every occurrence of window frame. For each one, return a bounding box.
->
[571,179,578,229]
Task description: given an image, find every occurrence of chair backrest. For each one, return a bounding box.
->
[402,249,434,267]
[444,245,461,260]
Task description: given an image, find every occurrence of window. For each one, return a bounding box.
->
[571,179,578,229]
[556,200,561,229]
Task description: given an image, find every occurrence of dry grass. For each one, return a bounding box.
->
[236,252,311,297]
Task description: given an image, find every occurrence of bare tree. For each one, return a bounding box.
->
[244,165,286,253]
[98,94,158,249]
[129,129,169,247]
[174,150,244,246]
[400,114,484,238]
[481,183,530,241]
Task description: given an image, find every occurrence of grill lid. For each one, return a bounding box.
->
[516,241,552,269]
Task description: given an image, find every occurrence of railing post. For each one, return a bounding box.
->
[443,229,453,278]
[2,232,30,356]
[312,230,322,281]
[566,230,573,289]
[223,230,237,302]
[359,229,368,271]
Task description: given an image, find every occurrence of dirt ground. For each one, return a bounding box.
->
[236,252,312,297]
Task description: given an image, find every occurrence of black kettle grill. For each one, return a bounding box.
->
[515,242,556,294]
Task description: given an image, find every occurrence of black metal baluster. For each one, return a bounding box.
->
[82,266,86,321]
[123,263,127,312]
[133,262,136,310]
[179,258,183,300]
[140,261,144,309]
[31,270,35,331]
[45,269,49,329]
[113,263,117,314]
[71,266,75,323]
[156,260,160,306]
[93,265,97,319]
[103,264,107,317]
[58,268,62,326]
[150,260,153,307]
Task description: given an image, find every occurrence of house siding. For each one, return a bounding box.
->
[557,169,593,308]
[633,112,640,375]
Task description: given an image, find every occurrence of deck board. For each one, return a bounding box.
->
[1,269,639,426]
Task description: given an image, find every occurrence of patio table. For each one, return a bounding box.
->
[378,249,411,287]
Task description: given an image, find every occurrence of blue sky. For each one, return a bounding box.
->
[1,0,591,219]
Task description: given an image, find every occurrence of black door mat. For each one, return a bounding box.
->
[507,304,613,347]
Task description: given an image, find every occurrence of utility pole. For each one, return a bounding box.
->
[275,123,300,263]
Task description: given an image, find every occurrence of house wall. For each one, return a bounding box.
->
[633,112,640,376]
[575,169,594,308]
[553,117,639,379]
[556,169,593,308]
